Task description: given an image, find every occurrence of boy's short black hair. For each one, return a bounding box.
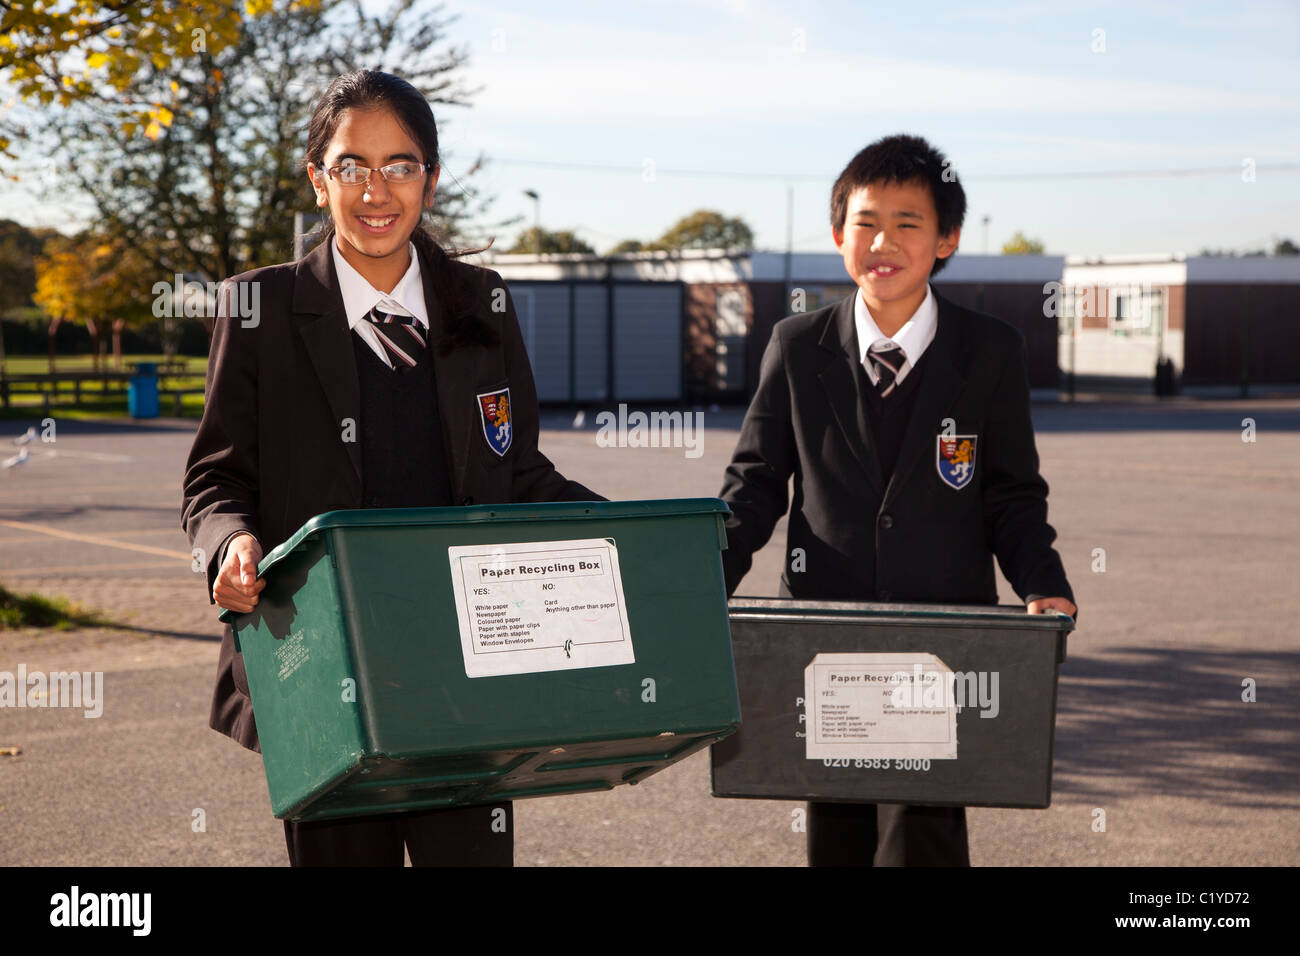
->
[830,134,966,276]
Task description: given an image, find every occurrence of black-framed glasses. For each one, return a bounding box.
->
[324,160,433,187]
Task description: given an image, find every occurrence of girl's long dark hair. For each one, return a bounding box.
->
[303,70,498,352]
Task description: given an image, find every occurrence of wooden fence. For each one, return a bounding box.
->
[0,364,204,416]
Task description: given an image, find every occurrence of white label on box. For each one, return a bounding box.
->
[448,538,635,678]
[804,653,958,760]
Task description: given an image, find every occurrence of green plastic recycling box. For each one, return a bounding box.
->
[710,599,1074,809]
[217,499,740,822]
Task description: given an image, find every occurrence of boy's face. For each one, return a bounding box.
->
[833,178,960,311]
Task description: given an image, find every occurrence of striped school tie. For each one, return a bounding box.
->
[866,341,908,398]
[363,305,426,369]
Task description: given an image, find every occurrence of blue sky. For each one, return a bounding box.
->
[9,0,1300,258]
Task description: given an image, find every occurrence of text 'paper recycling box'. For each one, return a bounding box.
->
[710,599,1074,809]
[219,499,740,822]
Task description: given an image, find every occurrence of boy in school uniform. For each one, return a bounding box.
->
[717,134,1077,867]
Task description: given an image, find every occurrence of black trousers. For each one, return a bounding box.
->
[284,802,513,867]
[808,802,970,867]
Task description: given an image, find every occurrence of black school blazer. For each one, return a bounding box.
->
[182,238,603,752]
[719,289,1074,610]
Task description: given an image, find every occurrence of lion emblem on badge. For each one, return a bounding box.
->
[936,435,977,490]
[477,387,512,457]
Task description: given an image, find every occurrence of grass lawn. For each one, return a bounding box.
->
[0,582,118,630]
[1,354,208,375]
[0,353,209,419]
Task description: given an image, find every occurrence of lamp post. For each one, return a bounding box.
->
[524,189,540,254]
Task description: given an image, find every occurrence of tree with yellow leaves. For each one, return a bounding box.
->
[8,0,486,292]
[0,2,301,169]
[88,234,159,368]
[1002,231,1047,255]
[33,230,156,371]
[31,235,87,373]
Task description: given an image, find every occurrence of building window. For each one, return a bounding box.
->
[1145,288,1165,334]
[715,289,747,336]
[1110,287,1163,337]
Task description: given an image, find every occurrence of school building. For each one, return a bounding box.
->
[1058,254,1300,389]
[482,249,1300,404]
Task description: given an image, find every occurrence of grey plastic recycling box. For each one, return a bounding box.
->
[710,598,1074,809]
[217,499,740,822]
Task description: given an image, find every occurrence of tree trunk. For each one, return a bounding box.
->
[112,318,126,369]
[86,319,101,373]
[161,316,179,365]
[48,316,62,374]
[0,316,7,409]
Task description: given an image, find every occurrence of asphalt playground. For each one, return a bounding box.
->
[0,398,1297,866]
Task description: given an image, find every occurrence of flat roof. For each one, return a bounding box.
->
[482,249,1300,284]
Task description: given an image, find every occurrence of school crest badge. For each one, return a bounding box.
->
[936,435,977,490]
[477,387,512,457]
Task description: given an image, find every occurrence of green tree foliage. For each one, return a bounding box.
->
[601,211,755,255]
[0,219,58,315]
[507,227,595,254]
[1002,231,1046,255]
[653,209,753,252]
[606,239,645,255]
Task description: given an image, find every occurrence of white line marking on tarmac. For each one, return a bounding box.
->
[43,449,135,463]
[2,560,184,575]
[0,519,190,560]
[0,529,187,546]
[0,482,179,500]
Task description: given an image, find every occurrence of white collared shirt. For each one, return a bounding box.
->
[330,238,429,368]
[854,283,938,388]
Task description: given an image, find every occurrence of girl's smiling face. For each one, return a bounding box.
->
[307,106,439,291]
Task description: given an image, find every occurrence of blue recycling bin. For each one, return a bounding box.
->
[128,362,159,418]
